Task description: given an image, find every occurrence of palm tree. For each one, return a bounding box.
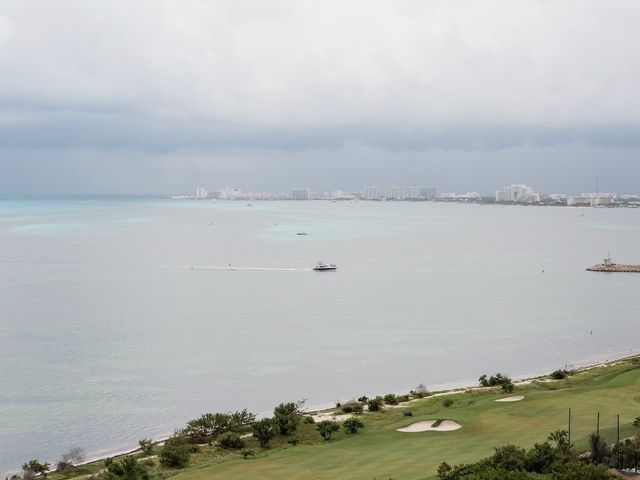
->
[588,433,608,464]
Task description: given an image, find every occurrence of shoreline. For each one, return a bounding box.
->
[36,350,640,476]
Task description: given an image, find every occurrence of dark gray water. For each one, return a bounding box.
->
[1,197,639,472]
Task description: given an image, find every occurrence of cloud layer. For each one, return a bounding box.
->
[1,0,639,193]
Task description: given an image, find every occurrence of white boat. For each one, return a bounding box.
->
[313,262,337,271]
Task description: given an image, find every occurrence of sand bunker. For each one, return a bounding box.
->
[397,420,462,433]
[495,395,525,402]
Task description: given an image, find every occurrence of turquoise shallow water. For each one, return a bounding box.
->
[1,197,640,472]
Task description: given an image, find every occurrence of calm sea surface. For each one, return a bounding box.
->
[1,197,640,471]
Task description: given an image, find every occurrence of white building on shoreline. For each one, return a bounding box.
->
[567,193,617,207]
[363,185,438,200]
[496,184,540,203]
[291,188,311,200]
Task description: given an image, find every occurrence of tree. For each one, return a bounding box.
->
[22,460,50,478]
[550,369,569,380]
[491,444,526,471]
[340,403,363,414]
[524,442,555,473]
[437,462,452,480]
[383,394,399,405]
[478,373,515,392]
[217,432,246,450]
[549,429,574,461]
[159,437,192,468]
[367,396,383,412]
[183,409,256,443]
[612,439,639,470]
[56,447,85,472]
[316,420,340,440]
[183,413,229,443]
[138,438,154,455]
[343,418,364,434]
[501,379,515,393]
[436,430,617,480]
[273,401,305,436]
[102,457,150,480]
[412,384,429,398]
[553,462,616,480]
[252,418,277,448]
[588,433,608,465]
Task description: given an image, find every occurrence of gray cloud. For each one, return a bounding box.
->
[2,144,639,196]
[1,0,640,193]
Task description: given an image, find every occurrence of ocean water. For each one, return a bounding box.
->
[1,197,640,472]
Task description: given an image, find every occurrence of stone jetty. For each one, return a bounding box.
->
[587,256,640,273]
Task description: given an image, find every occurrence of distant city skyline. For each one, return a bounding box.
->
[187,182,639,205]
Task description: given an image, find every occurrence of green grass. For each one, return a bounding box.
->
[168,361,640,480]
[46,360,640,480]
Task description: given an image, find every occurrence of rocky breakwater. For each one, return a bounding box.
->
[587,257,640,273]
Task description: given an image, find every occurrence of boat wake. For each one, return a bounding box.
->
[188,266,312,272]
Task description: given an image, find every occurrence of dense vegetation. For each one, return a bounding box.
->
[478,373,515,392]
[14,359,640,480]
[437,430,618,479]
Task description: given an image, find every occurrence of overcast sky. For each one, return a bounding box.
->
[1,0,639,195]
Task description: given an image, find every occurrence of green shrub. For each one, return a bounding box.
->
[273,401,305,435]
[22,460,50,478]
[550,369,569,380]
[252,418,277,448]
[412,384,430,399]
[367,396,384,411]
[241,449,255,459]
[303,415,315,424]
[138,438,154,455]
[501,380,515,393]
[340,403,363,414]
[343,418,364,434]
[183,410,256,443]
[442,398,454,408]
[384,394,399,405]
[479,373,515,392]
[103,457,150,480]
[218,432,246,450]
[159,438,192,468]
[316,420,340,440]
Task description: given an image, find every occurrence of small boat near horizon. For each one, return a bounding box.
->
[296,232,309,236]
[313,262,337,271]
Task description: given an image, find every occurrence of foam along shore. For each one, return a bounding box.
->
[495,395,525,402]
[397,420,462,433]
